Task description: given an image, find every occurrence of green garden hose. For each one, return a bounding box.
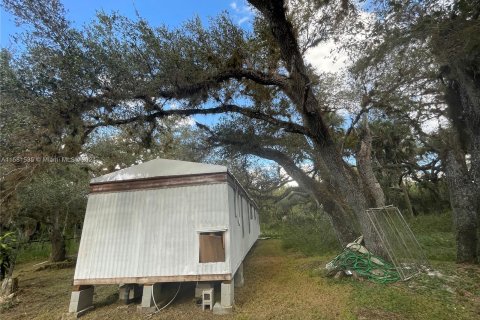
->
[329,249,400,284]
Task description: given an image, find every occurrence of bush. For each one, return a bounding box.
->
[0,231,17,279]
[260,223,282,238]
[280,214,340,256]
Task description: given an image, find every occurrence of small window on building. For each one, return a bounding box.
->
[199,232,225,263]
[240,196,245,237]
[248,204,251,234]
[233,185,238,217]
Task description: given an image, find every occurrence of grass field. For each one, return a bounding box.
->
[1,213,479,319]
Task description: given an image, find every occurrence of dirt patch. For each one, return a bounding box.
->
[356,308,403,320]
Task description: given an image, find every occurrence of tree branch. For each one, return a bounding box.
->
[86,103,311,137]
[341,104,372,152]
[150,68,289,100]
[198,124,323,196]
[257,186,311,203]
[248,0,332,145]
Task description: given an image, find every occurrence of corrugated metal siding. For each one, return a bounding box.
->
[228,184,261,275]
[74,183,231,281]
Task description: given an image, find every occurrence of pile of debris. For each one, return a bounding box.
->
[326,236,400,284]
[327,206,431,283]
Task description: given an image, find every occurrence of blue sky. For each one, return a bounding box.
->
[0,0,254,48]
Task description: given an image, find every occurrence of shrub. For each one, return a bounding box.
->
[280,214,340,256]
[0,231,17,280]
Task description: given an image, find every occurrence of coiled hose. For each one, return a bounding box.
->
[329,249,400,284]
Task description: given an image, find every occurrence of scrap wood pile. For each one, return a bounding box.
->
[326,236,400,284]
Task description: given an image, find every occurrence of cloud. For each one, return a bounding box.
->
[421,115,449,134]
[305,40,348,74]
[229,1,254,26]
[238,16,250,25]
[304,11,375,74]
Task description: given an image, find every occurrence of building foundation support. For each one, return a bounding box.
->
[213,279,234,315]
[119,284,142,304]
[138,283,162,313]
[234,263,244,288]
[68,285,94,317]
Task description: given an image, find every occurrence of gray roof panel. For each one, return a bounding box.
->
[91,158,227,184]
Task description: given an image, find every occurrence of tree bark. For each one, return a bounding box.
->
[445,149,478,263]
[441,60,480,263]
[357,118,386,208]
[401,180,415,218]
[259,148,361,245]
[319,145,388,257]
[320,196,360,246]
[49,227,66,262]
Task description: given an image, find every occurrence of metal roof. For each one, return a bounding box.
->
[91,158,227,184]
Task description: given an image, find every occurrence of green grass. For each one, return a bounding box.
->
[280,212,457,262]
[259,223,282,238]
[407,213,456,261]
[348,280,472,320]
[3,212,478,319]
[277,211,479,319]
[15,239,80,263]
[2,235,479,319]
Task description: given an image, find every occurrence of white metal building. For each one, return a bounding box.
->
[69,158,260,314]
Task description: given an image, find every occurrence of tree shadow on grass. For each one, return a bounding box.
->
[93,285,120,308]
[95,292,119,308]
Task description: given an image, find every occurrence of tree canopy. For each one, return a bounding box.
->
[1,0,479,262]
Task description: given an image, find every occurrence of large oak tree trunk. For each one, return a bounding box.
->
[357,119,386,207]
[315,194,360,246]
[445,149,478,263]
[267,147,360,246]
[355,120,391,257]
[442,62,480,264]
[320,144,388,258]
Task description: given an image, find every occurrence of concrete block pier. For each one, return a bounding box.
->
[68,285,94,317]
[138,283,162,313]
[213,279,234,315]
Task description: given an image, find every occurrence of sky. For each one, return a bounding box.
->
[1,1,442,133]
[0,0,351,130]
[0,0,371,162]
[0,0,255,48]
